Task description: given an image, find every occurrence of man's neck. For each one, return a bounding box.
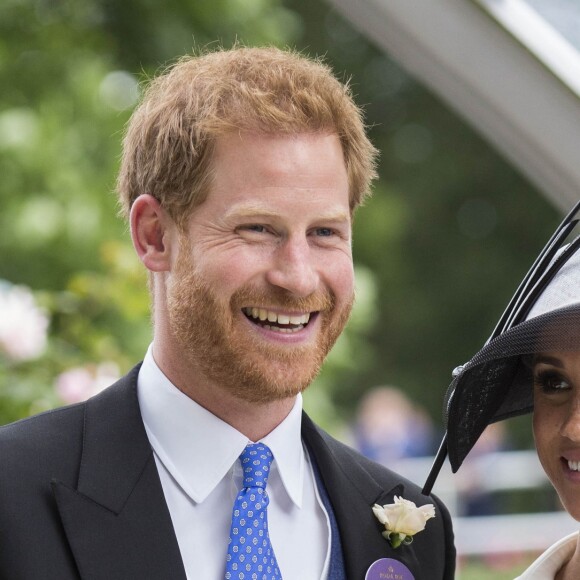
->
[151,341,297,441]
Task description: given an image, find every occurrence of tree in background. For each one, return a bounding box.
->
[0,0,302,421]
[0,0,558,447]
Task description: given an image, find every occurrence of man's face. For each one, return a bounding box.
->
[165,132,354,403]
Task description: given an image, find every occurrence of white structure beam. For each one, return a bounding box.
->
[326,0,580,211]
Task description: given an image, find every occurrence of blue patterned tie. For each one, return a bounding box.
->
[225,443,282,580]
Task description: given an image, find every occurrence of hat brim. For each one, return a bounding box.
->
[446,303,580,472]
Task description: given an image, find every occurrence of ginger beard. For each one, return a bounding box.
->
[166,246,354,404]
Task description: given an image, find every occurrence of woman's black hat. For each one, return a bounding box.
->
[423,200,580,495]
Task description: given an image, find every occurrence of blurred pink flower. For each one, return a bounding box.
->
[55,362,120,404]
[0,282,49,361]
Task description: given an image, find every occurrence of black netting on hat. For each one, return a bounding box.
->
[446,304,580,472]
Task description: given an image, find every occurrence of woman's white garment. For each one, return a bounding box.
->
[515,532,578,579]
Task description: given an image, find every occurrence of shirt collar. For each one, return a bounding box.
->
[137,345,305,507]
[261,389,305,507]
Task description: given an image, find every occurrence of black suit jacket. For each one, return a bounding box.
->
[0,366,455,579]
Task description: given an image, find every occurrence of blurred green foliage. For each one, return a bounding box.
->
[0,0,559,446]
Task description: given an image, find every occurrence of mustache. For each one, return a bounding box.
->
[231,286,336,313]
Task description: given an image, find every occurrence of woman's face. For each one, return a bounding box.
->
[533,349,580,520]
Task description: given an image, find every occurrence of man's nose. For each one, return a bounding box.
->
[265,238,319,297]
[560,396,580,441]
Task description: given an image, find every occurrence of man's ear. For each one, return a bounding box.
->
[130,194,175,272]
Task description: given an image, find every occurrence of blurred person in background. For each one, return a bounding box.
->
[424,203,580,579]
[0,46,455,579]
[455,422,508,517]
[354,386,435,464]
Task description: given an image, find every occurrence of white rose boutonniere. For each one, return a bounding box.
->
[372,496,436,548]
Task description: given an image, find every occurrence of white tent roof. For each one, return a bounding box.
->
[326,0,580,211]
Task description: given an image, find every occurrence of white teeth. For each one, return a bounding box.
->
[243,307,311,328]
[568,460,580,471]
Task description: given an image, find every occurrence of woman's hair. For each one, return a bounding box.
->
[117,46,378,229]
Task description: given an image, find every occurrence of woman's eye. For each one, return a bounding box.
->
[534,370,570,393]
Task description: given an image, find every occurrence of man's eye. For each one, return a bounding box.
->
[315,228,334,237]
[242,224,267,233]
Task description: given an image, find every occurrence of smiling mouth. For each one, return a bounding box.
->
[565,458,580,472]
[242,307,313,333]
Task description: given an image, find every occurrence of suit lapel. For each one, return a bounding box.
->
[52,367,187,580]
[302,413,419,580]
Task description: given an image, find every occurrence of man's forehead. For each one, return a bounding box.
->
[212,131,345,168]
[195,130,352,226]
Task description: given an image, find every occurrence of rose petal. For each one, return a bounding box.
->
[419,503,436,520]
[372,504,389,525]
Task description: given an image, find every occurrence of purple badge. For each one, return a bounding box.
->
[365,558,415,580]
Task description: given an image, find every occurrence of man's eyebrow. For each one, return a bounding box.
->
[225,206,281,219]
[225,204,351,222]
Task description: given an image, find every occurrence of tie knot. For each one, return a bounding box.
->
[239,443,274,489]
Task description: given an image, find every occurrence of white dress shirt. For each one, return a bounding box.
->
[137,346,331,579]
